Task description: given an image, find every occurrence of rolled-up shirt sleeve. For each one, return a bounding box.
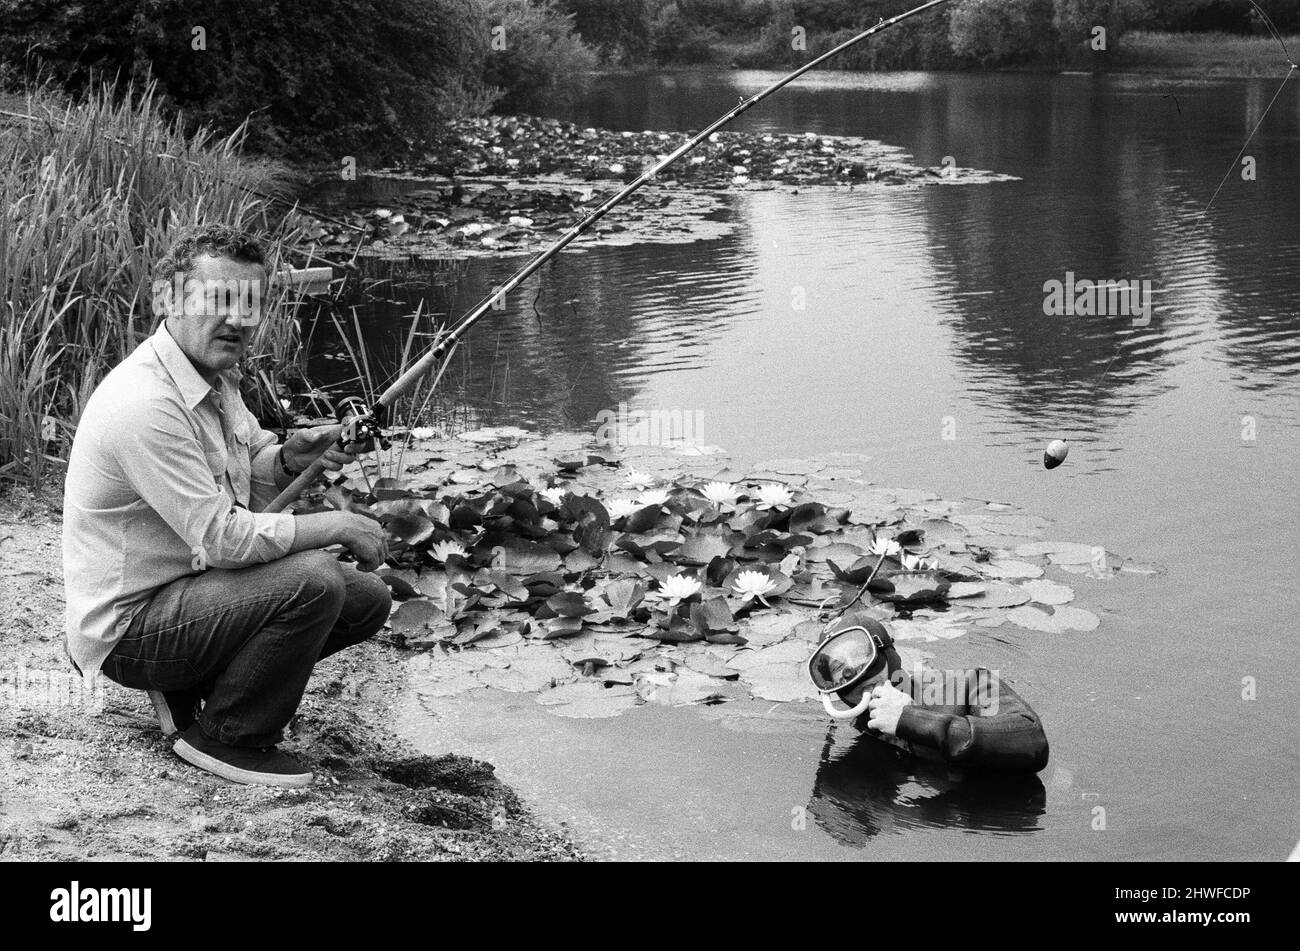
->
[114,399,296,568]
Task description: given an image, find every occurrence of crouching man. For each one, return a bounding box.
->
[63,224,391,787]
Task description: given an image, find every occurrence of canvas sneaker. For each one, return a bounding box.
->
[173,723,313,787]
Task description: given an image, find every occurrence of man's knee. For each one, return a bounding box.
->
[278,549,349,619]
[348,569,393,640]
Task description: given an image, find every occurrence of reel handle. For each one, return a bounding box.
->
[263,401,383,514]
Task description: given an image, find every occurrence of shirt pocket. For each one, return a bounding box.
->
[229,416,254,504]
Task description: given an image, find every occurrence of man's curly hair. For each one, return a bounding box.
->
[156,223,267,283]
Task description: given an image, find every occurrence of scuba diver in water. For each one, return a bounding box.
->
[807,613,1050,773]
[803,613,1050,845]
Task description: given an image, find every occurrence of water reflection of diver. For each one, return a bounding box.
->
[807,727,1048,845]
[808,613,1050,773]
[804,613,1050,844]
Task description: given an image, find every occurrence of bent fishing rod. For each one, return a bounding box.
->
[264,0,953,513]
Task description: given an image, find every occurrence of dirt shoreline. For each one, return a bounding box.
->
[0,488,581,862]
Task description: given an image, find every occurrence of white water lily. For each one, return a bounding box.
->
[635,488,670,508]
[625,469,655,490]
[732,570,778,604]
[869,536,902,558]
[731,175,749,186]
[605,498,640,519]
[660,574,702,604]
[431,539,467,563]
[538,486,566,507]
[608,163,626,174]
[700,481,739,505]
[754,483,794,510]
[900,553,937,571]
[508,216,533,228]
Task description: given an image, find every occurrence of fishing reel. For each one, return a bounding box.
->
[335,397,390,454]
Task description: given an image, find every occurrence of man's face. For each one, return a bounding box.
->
[839,666,890,709]
[165,253,266,381]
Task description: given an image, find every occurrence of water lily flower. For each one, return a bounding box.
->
[508,216,533,228]
[700,481,739,505]
[731,175,749,186]
[625,469,655,490]
[431,539,467,563]
[660,574,702,604]
[538,486,566,507]
[732,570,778,605]
[732,165,748,174]
[869,536,902,558]
[635,488,670,508]
[606,498,640,519]
[608,163,626,175]
[754,483,794,510]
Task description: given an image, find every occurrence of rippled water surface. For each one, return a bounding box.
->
[319,72,1300,860]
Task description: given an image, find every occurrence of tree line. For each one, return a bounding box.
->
[1,1,1294,162]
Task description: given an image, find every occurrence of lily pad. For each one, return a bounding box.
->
[983,559,1045,580]
[536,681,639,718]
[634,669,728,706]
[1018,579,1075,605]
[868,570,950,605]
[390,599,444,638]
[742,663,818,702]
[477,652,574,692]
[1005,604,1100,633]
[956,582,1032,610]
[890,616,967,642]
[1014,541,1096,562]
[727,640,811,672]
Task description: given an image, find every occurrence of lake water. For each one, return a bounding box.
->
[317,71,1300,860]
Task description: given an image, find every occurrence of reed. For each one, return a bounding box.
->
[0,78,310,492]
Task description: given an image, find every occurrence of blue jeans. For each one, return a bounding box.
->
[103,550,392,747]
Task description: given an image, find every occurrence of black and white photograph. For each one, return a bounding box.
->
[0,0,1293,902]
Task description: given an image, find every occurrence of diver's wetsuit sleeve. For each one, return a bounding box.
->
[892,669,1050,773]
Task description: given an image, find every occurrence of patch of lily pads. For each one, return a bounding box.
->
[295,428,1160,719]
[304,113,1018,260]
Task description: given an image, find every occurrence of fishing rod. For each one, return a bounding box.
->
[264,0,954,513]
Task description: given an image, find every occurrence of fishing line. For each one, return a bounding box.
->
[1057,0,1296,465]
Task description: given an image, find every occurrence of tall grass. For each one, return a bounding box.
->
[0,78,310,492]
